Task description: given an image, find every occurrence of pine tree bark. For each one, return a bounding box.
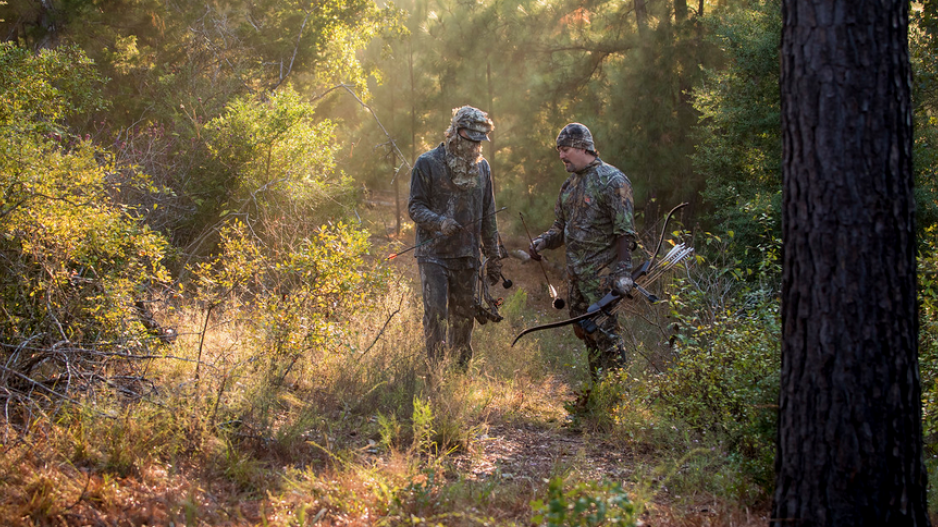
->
[634,0,648,34]
[774,1,928,526]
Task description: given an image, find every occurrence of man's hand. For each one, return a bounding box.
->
[612,274,634,296]
[528,236,547,261]
[440,217,461,236]
[486,257,503,286]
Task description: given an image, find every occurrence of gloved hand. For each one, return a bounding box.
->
[611,261,634,296]
[439,217,461,236]
[486,257,503,286]
[612,274,634,296]
[528,236,547,261]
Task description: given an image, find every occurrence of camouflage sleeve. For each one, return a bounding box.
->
[608,172,636,237]
[408,157,444,230]
[540,180,569,250]
[480,161,499,257]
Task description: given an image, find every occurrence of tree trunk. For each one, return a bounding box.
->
[634,0,647,34]
[774,1,928,526]
[410,37,416,166]
[674,0,687,23]
[696,0,704,43]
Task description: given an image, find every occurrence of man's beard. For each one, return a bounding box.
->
[445,134,484,189]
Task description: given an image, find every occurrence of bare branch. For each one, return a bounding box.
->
[336,84,413,180]
[360,294,406,359]
[270,9,313,91]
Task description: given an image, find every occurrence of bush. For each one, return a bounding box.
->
[919,225,938,446]
[189,217,389,368]
[0,43,172,404]
[531,477,636,527]
[649,231,780,491]
[182,86,358,254]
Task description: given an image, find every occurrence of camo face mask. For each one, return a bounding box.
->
[445,133,483,189]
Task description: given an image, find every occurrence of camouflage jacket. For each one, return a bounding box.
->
[408,144,499,269]
[540,158,635,281]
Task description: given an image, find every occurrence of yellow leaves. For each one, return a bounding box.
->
[2,140,171,340]
[111,36,143,75]
[187,217,388,359]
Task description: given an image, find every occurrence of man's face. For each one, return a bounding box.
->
[558,145,593,172]
[458,129,485,158]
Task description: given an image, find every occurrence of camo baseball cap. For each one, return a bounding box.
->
[556,123,596,153]
[451,106,493,142]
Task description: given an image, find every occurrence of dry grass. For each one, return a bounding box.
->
[0,214,773,526]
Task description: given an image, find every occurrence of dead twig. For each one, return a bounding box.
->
[359,294,406,359]
[0,364,76,401]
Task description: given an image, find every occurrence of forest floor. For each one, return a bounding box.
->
[447,404,769,527]
[365,194,770,527]
[1,195,773,526]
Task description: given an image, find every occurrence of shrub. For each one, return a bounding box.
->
[649,231,780,491]
[919,225,938,446]
[182,86,358,254]
[189,218,389,366]
[0,43,171,405]
[531,477,636,527]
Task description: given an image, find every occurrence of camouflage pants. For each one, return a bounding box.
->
[418,261,476,367]
[568,275,628,381]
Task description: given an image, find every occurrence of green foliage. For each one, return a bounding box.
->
[912,113,938,233]
[563,371,627,433]
[531,477,636,527]
[694,0,938,246]
[658,301,779,488]
[692,0,782,263]
[919,225,938,446]
[650,231,781,491]
[190,86,353,237]
[0,43,105,129]
[189,218,388,363]
[377,411,403,451]
[911,2,938,232]
[2,1,405,259]
[0,43,170,350]
[411,396,437,456]
[10,0,403,120]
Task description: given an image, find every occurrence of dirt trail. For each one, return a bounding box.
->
[366,200,768,527]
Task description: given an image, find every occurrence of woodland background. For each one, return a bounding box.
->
[1,0,937,525]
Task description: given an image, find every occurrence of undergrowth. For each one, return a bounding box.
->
[2,222,883,526]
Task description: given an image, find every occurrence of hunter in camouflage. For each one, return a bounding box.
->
[529,123,636,380]
[409,106,504,368]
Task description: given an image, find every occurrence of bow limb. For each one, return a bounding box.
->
[509,283,663,347]
[512,291,622,347]
[647,202,689,271]
[510,310,606,347]
[474,256,504,324]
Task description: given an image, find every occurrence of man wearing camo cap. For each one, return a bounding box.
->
[528,123,636,381]
[408,105,504,368]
